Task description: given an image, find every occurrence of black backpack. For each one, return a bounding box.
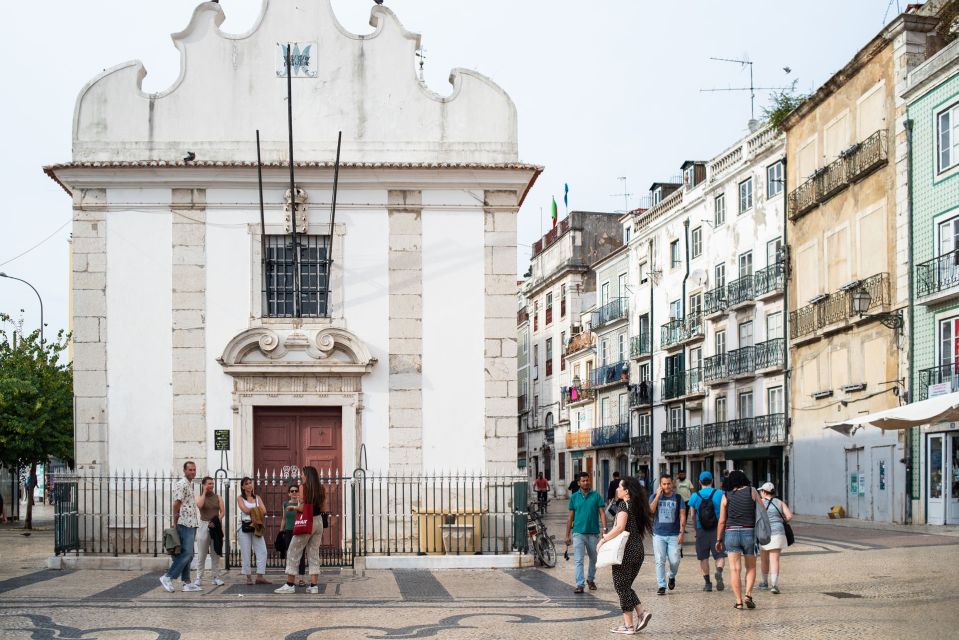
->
[697,489,718,530]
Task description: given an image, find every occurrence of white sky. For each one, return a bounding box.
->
[0,0,891,338]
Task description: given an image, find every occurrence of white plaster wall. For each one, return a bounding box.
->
[340,198,389,472]
[105,196,173,472]
[204,201,256,475]
[422,206,485,471]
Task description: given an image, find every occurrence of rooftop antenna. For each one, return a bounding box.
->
[415,48,427,80]
[700,56,791,122]
[610,177,631,213]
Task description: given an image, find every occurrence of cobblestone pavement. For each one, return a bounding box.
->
[2,509,959,639]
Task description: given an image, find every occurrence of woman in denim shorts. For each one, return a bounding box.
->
[715,470,762,610]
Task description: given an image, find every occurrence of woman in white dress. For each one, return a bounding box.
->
[758,482,793,594]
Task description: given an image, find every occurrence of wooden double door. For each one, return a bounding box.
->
[253,406,342,475]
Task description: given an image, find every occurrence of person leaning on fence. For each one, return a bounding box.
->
[193,476,225,587]
[275,466,325,594]
[160,461,202,593]
[237,476,271,585]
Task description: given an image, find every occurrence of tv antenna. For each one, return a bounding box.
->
[700,57,792,121]
[610,176,632,213]
[883,0,901,25]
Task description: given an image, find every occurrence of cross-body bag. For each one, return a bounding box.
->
[767,499,795,546]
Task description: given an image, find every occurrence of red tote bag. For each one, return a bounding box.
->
[292,503,314,535]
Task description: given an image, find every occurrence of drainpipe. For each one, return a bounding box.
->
[682,219,690,467]
[905,118,915,525]
[782,153,791,505]
[649,238,657,477]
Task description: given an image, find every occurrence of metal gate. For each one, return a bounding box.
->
[53,478,79,554]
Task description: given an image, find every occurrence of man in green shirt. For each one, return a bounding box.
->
[564,472,607,593]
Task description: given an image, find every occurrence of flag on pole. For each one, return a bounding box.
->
[564,183,569,210]
[551,196,558,227]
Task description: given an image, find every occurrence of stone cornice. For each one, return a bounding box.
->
[218,326,376,377]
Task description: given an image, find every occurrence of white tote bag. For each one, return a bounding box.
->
[596,531,630,569]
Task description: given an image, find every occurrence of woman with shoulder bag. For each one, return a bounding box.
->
[715,470,762,610]
[596,476,654,633]
[758,482,793,594]
[236,477,270,585]
[275,466,325,594]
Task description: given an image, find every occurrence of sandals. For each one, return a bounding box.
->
[733,602,744,610]
[744,595,756,609]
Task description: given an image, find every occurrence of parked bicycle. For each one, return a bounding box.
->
[525,502,556,568]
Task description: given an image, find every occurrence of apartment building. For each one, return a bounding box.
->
[517,284,531,471]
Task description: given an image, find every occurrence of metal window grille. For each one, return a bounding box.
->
[263,235,330,318]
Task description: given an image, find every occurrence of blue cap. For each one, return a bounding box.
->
[699,471,713,482]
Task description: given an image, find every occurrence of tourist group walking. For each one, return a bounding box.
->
[566,468,793,633]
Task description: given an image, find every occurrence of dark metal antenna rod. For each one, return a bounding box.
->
[328,130,342,268]
[286,43,300,318]
[256,129,267,308]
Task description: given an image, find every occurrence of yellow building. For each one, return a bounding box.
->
[783,11,939,522]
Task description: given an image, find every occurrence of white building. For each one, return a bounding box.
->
[626,125,787,488]
[46,0,540,476]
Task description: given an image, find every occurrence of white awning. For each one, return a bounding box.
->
[824,391,959,436]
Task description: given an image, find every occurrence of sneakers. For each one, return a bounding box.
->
[306,586,319,594]
[703,581,713,592]
[213,577,225,586]
[634,611,653,632]
[159,576,174,593]
[715,571,724,592]
[668,576,676,591]
[656,587,666,596]
[182,583,202,592]
[573,586,585,594]
[770,586,780,594]
[587,580,598,591]
[274,583,297,594]
[758,581,769,591]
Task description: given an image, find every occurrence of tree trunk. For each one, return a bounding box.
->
[24,461,36,530]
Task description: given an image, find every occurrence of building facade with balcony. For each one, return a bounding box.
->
[563,320,598,487]
[905,37,959,525]
[517,284,531,472]
[521,211,623,490]
[783,11,939,523]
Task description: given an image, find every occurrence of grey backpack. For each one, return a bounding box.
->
[753,489,772,545]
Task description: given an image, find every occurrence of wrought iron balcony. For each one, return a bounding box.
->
[789,300,823,339]
[822,288,851,326]
[661,429,687,454]
[918,362,959,401]
[755,338,785,370]
[916,248,959,300]
[727,274,754,307]
[704,285,728,316]
[704,353,728,383]
[592,422,630,447]
[630,435,652,457]
[727,345,756,377]
[661,314,704,348]
[630,333,651,359]
[817,155,848,201]
[662,368,703,400]
[726,417,756,446]
[754,261,785,297]
[629,381,653,407]
[754,413,786,444]
[845,129,888,183]
[563,384,593,405]
[703,422,724,449]
[565,330,593,356]
[591,360,629,388]
[702,414,786,449]
[566,429,592,449]
[684,425,703,453]
[591,297,628,330]
[787,177,818,219]
[789,273,890,339]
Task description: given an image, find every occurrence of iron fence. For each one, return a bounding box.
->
[755,338,784,370]
[700,414,786,449]
[817,155,848,200]
[916,249,959,298]
[661,430,687,454]
[661,314,703,348]
[846,129,888,183]
[754,262,785,297]
[704,285,728,316]
[630,333,651,359]
[629,381,653,407]
[704,353,727,382]
[727,346,756,377]
[790,301,822,339]
[918,362,959,401]
[684,425,703,453]
[703,422,723,449]
[727,275,754,307]
[822,289,850,325]
[591,297,628,329]
[787,177,817,219]
[591,360,629,387]
[754,414,786,444]
[592,423,630,447]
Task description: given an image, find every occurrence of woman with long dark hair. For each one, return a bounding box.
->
[716,470,762,610]
[597,476,654,632]
[236,476,270,585]
[275,466,326,594]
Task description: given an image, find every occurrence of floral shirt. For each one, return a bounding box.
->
[173,478,199,528]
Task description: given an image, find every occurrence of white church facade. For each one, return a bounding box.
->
[46,0,539,478]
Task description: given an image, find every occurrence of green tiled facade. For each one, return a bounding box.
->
[909,67,959,497]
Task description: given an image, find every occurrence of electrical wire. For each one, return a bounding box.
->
[0,219,71,267]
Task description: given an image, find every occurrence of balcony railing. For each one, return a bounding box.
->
[754,261,785,297]
[755,338,784,370]
[630,435,652,457]
[563,384,593,404]
[565,430,593,449]
[684,425,703,452]
[727,274,754,307]
[591,360,629,387]
[704,353,727,382]
[916,248,959,299]
[789,272,891,339]
[661,429,687,454]
[630,333,651,358]
[703,422,724,449]
[662,368,704,400]
[700,414,786,449]
[661,314,704,348]
[592,297,628,329]
[592,422,630,447]
[629,382,653,407]
[704,285,728,316]
[918,362,959,401]
[754,414,786,444]
[788,129,888,220]
[565,331,593,356]
[727,345,756,377]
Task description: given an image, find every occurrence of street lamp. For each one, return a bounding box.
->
[850,286,903,334]
[0,272,44,344]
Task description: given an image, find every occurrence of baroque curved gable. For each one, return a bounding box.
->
[72,0,517,164]
[218,327,376,376]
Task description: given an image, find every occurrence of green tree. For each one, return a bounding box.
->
[763,81,807,132]
[0,314,73,529]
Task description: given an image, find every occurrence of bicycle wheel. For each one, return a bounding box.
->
[536,535,557,568]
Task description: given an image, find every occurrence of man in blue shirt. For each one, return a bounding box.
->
[650,473,686,595]
[564,472,607,593]
[686,471,726,592]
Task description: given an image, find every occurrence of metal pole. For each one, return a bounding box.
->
[285,44,300,318]
[0,272,44,344]
[327,131,342,316]
[256,130,267,314]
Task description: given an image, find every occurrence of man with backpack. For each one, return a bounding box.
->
[687,471,726,592]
